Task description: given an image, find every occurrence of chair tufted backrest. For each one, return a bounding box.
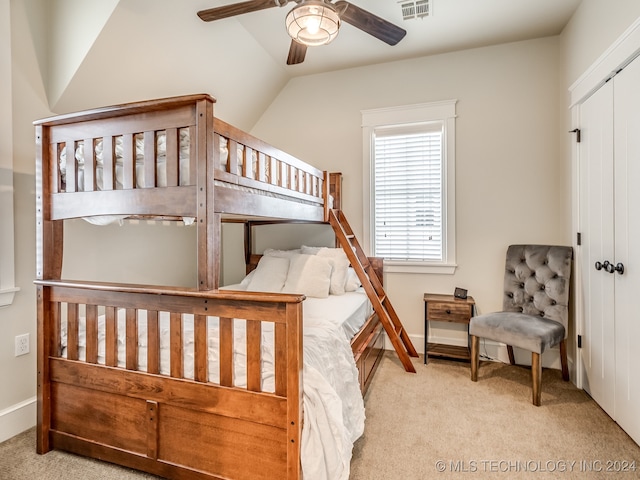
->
[502,245,573,328]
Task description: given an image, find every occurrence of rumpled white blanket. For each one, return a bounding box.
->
[302,321,365,480]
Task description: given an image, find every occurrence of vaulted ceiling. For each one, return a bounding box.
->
[41,0,581,129]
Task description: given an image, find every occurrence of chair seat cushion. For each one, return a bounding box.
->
[469,312,565,354]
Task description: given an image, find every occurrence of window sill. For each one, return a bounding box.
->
[0,287,20,307]
[383,261,457,275]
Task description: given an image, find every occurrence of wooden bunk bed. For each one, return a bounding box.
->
[34,94,416,480]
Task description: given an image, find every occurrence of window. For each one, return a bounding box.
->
[362,100,457,274]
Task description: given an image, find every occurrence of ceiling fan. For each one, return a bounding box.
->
[197,0,407,65]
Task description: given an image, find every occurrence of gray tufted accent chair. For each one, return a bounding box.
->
[469,245,573,406]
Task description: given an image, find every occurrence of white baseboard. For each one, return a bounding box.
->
[0,397,36,443]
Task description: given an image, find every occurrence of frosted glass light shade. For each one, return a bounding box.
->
[285,1,340,46]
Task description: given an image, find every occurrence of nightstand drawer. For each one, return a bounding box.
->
[427,301,472,323]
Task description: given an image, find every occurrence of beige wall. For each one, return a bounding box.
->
[251,37,567,357]
[3,0,640,441]
[1,0,52,441]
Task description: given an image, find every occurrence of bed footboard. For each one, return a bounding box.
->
[36,280,304,480]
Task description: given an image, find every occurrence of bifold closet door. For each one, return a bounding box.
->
[612,56,640,445]
[578,80,615,418]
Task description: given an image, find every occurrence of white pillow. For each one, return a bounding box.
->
[245,256,290,293]
[315,248,350,295]
[282,254,332,298]
[345,267,362,292]
[263,248,301,258]
[300,245,323,255]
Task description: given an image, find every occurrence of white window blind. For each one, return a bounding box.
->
[362,99,456,274]
[373,122,443,260]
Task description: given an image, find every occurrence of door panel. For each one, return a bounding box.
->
[578,81,615,417]
[613,57,640,445]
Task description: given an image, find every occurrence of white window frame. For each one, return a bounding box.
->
[362,100,457,274]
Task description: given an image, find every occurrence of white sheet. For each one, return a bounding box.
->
[60,292,367,480]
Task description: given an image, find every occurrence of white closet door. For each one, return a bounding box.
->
[613,56,640,445]
[578,80,615,418]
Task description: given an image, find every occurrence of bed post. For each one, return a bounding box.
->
[35,123,63,454]
[329,172,342,211]
[195,96,218,290]
[286,302,304,479]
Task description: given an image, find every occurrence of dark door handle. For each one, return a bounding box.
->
[595,261,603,271]
[615,262,625,275]
[605,261,615,274]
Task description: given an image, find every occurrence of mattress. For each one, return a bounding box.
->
[302,288,372,341]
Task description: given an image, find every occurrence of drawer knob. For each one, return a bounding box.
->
[446,309,451,314]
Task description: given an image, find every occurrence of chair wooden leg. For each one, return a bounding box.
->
[559,339,569,381]
[470,335,479,382]
[532,352,541,406]
[507,345,515,365]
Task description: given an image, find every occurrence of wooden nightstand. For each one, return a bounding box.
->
[423,293,475,364]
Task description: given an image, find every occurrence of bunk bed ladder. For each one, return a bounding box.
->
[328,209,418,373]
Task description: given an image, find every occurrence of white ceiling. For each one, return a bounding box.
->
[202,0,583,76]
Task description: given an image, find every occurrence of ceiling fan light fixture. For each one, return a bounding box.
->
[285,1,341,47]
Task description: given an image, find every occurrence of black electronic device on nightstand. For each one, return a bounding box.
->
[454,287,468,299]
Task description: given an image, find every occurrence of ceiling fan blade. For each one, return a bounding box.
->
[287,40,307,65]
[334,1,406,46]
[197,0,285,22]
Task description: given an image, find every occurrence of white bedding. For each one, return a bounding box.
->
[60,291,368,480]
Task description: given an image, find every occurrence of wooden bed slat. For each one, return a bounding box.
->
[50,143,60,194]
[194,314,207,382]
[188,126,196,185]
[274,323,286,397]
[165,127,178,187]
[246,320,261,392]
[169,312,183,378]
[102,136,114,190]
[122,133,135,190]
[64,142,76,193]
[125,308,138,370]
[126,308,138,370]
[245,147,254,179]
[85,304,98,364]
[66,303,79,360]
[219,317,233,387]
[105,306,117,367]
[143,131,156,188]
[83,138,95,192]
[51,301,62,358]
[147,310,160,374]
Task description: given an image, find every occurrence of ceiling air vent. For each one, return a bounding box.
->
[399,0,430,20]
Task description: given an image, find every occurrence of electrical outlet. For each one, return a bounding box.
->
[15,333,29,357]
